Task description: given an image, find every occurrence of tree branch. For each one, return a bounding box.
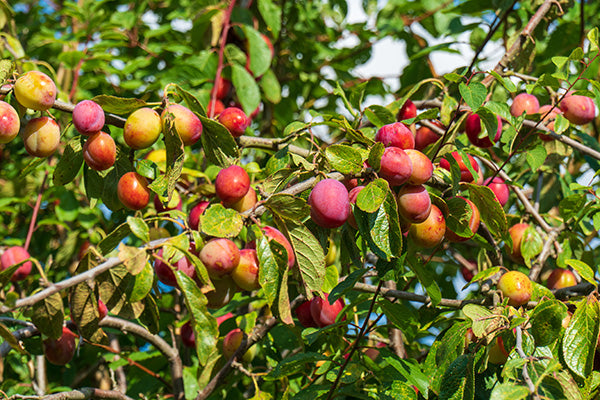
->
[8,388,135,400]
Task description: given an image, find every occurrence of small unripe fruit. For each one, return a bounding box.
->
[262,226,295,268]
[215,165,250,205]
[439,152,481,183]
[375,122,415,149]
[22,117,61,158]
[199,238,240,279]
[497,270,532,307]
[14,71,57,111]
[510,93,540,117]
[124,108,162,149]
[560,95,596,125]
[72,100,105,135]
[484,177,510,207]
[0,101,20,143]
[188,201,210,230]
[231,249,260,291]
[161,104,203,146]
[117,172,151,210]
[465,113,502,148]
[1,246,32,282]
[83,131,116,171]
[181,321,195,348]
[378,147,413,186]
[409,204,446,248]
[546,268,577,290]
[507,223,530,264]
[405,149,433,185]
[218,107,250,137]
[308,179,351,229]
[397,99,417,121]
[43,326,77,366]
[310,294,345,328]
[396,185,432,224]
[445,197,480,242]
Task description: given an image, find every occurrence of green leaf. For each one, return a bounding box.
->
[488,71,517,93]
[521,226,543,268]
[356,178,387,213]
[445,197,475,239]
[329,268,366,303]
[32,293,64,339]
[465,183,507,237]
[526,144,547,171]
[98,223,131,255]
[126,216,149,243]
[0,322,26,354]
[175,271,218,365]
[439,354,473,400]
[530,300,568,346]
[264,193,310,220]
[174,84,207,117]
[367,142,384,172]
[565,259,595,285]
[563,297,600,379]
[257,0,281,38]
[459,81,486,111]
[276,217,325,298]
[242,25,272,77]
[325,145,363,174]
[260,68,281,104]
[407,257,441,306]
[265,352,327,380]
[91,95,147,114]
[98,264,144,319]
[232,64,261,117]
[199,204,243,238]
[70,283,107,343]
[53,137,83,186]
[128,262,154,302]
[117,244,148,275]
[257,236,292,324]
[364,105,395,128]
[489,383,529,400]
[199,115,239,167]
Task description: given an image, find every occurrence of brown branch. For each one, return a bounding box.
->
[8,388,135,400]
[99,316,183,400]
[238,136,312,158]
[383,281,407,359]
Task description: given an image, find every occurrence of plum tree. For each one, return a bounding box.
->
[188,201,210,230]
[397,99,417,121]
[484,177,510,207]
[215,165,250,205]
[14,71,57,111]
[439,151,481,183]
[445,197,480,242]
[205,276,238,309]
[347,185,365,229]
[414,125,440,151]
[180,320,195,348]
[228,186,257,213]
[465,113,502,148]
[507,223,530,264]
[72,100,105,135]
[405,149,433,185]
[153,191,183,213]
[117,172,151,210]
[296,300,318,328]
[308,179,351,228]
[82,131,116,171]
[22,117,61,157]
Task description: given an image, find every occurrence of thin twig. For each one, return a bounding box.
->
[514,326,540,399]
[24,171,49,252]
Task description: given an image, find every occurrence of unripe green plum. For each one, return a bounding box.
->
[439,152,481,183]
[188,201,210,230]
[409,204,446,248]
[405,149,433,185]
[507,223,530,264]
[546,268,577,290]
[22,117,61,157]
[215,165,250,205]
[14,71,57,111]
[205,276,237,309]
[262,226,295,268]
[124,108,161,149]
[397,185,431,224]
[0,100,20,143]
[510,93,539,117]
[375,122,415,149]
[231,249,260,291]
[560,95,596,125]
[397,99,417,121]
[445,197,480,242]
[72,100,105,135]
[1,246,32,282]
[43,326,77,366]
[378,147,413,186]
[161,104,203,146]
[218,107,250,137]
[83,131,116,171]
[229,187,257,213]
[117,172,151,210]
[308,179,351,229]
[199,238,240,279]
[497,270,532,307]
